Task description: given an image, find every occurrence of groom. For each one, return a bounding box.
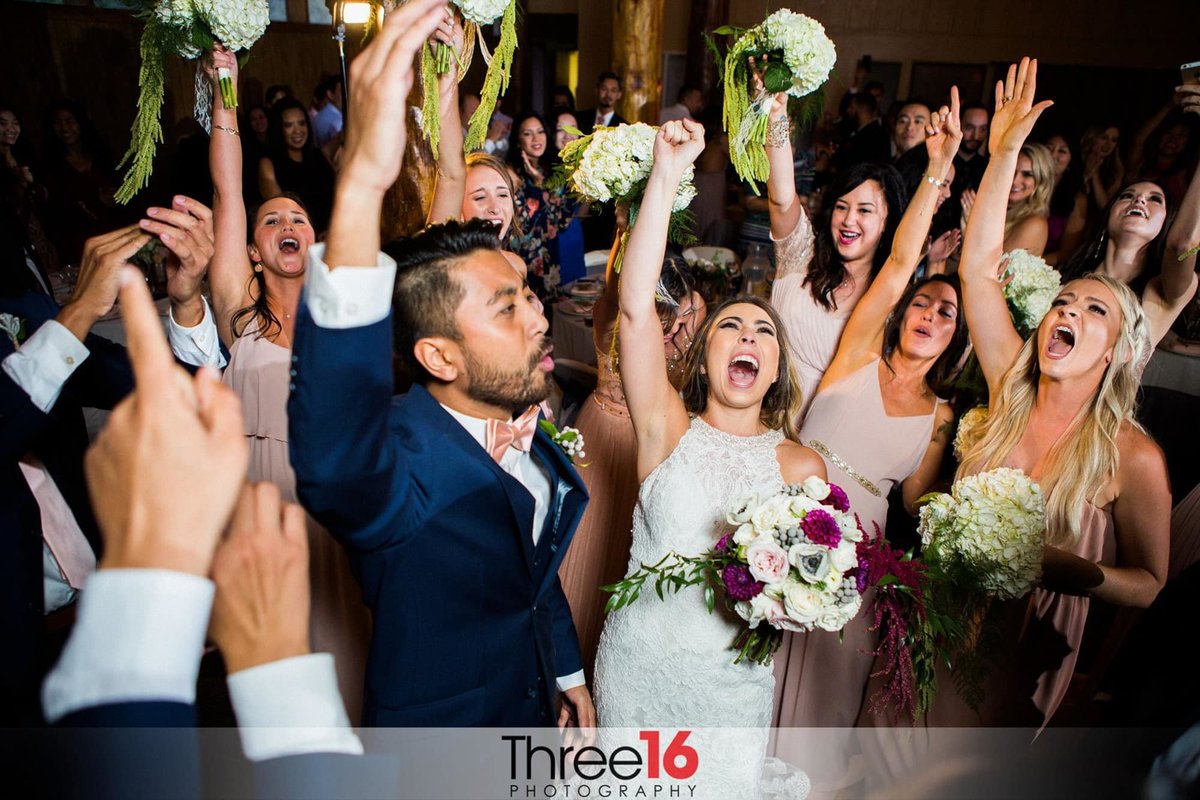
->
[287,0,593,728]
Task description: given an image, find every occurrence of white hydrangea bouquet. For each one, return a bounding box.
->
[115,0,269,203]
[952,405,990,461]
[1001,249,1062,335]
[550,122,697,273]
[421,0,519,154]
[604,477,875,665]
[712,10,836,188]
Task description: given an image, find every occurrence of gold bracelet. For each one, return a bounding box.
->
[213,124,240,137]
[765,116,791,148]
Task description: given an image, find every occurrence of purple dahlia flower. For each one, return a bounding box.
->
[801,508,842,548]
[826,484,851,513]
[722,564,763,601]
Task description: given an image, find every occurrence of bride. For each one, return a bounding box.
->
[592,119,823,798]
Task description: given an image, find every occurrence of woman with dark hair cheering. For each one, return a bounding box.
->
[506,110,577,299]
[773,90,967,737]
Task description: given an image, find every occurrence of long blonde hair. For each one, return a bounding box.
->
[1005,143,1055,237]
[957,274,1147,545]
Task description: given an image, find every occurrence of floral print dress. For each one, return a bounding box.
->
[513,173,577,300]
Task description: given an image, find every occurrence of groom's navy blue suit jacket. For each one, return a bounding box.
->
[288,300,588,727]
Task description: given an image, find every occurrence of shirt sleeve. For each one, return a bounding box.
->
[303,243,397,329]
[167,296,227,368]
[2,320,90,413]
[556,670,586,692]
[226,653,364,762]
[42,569,214,723]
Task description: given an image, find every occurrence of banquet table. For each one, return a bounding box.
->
[551,300,596,367]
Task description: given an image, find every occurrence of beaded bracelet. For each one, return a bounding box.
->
[924,174,946,188]
[765,117,790,148]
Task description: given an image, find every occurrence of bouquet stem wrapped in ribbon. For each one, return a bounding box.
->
[116,0,270,204]
[419,0,517,155]
[712,10,836,191]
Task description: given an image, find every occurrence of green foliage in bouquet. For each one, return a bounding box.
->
[462,1,519,153]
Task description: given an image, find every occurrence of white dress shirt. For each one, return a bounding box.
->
[3,302,227,609]
[42,569,362,760]
[304,246,586,692]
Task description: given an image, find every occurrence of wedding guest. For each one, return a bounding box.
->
[507,110,577,298]
[287,10,594,727]
[559,222,707,675]
[1061,103,1200,349]
[577,71,627,135]
[40,100,123,266]
[592,118,820,795]
[1130,102,1200,205]
[895,144,961,276]
[891,99,931,160]
[833,90,890,170]
[2,207,222,725]
[312,74,345,148]
[40,267,368,798]
[0,104,58,276]
[258,98,337,233]
[953,103,990,192]
[190,45,371,722]
[555,110,580,151]
[265,84,294,109]
[1079,122,1125,213]
[764,76,907,419]
[773,89,964,739]
[1043,132,1087,263]
[962,141,1053,256]
[659,84,704,124]
[931,57,1169,728]
[552,85,576,114]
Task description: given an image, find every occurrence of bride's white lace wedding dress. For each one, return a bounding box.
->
[593,417,811,799]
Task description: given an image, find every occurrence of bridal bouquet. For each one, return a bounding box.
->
[550,123,696,273]
[116,0,270,203]
[604,477,871,665]
[420,0,519,154]
[713,10,836,187]
[952,405,990,461]
[1001,249,1061,334]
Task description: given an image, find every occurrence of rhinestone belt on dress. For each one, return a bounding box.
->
[806,440,882,497]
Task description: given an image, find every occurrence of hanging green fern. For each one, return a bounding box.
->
[115,16,170,204]
[464,0,518,153]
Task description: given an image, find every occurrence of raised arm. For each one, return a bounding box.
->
[1161,85,1200,302]
[825,88,962,377]
[753,57,810,247]
[958,58,1052,397]
[618,120,705,481]
[206,45,254,345]
[425,11,468,227]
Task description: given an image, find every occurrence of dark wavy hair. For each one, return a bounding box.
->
[677,295,801,441]
[506,111,556,183]
[806,162,907,310]
[881,274,969,397]
[383,219,504,384]
[230,192,311,341]
[266,98,317,161]
[1060,179,1176,297]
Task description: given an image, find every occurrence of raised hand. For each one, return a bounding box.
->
[748,55,788,121]
[340,0,449,196]
[1180,83,1200,116]
[139,195,216,324]
[522,149,544,185]
[653,118,706,178]
[928,228,962,264]
[205,44,239,109]
[58,225,151,341]
[209,483,311,674]
[988,57,1053,157]
[432,8,465,86]
[924,86,962,167]
[85,268,248,576]
[960,188,976,228]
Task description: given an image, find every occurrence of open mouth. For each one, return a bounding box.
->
[1124,207,1148,219]
[728,353,760,388]
[1046,325,1075,358]
[836,230,861,247]
[279,237,301,254]
[913,325,931,339]
[537,344,555,371]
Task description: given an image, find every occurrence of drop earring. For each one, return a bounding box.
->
[253,262,263,273]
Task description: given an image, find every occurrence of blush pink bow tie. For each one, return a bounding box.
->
[485,405,541,464]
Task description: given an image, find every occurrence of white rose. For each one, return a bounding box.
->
[732,522,759,546]
[800,476,831,501]
[783,580,822,624]
[816,601,853,632]
[830,538,859,573]
[751,497,789,536]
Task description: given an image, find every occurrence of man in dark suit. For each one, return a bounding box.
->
[576,71,628,135]
[832,91,891,172]
[1,208,221,725]
[287,28,595,729]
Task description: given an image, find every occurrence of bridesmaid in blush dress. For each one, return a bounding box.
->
[199,48,371,721]
[558,226,707,675]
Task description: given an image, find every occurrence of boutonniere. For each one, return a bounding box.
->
[539,419,587,466]
[0,313,27,348]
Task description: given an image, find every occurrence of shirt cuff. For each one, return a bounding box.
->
[303,243,397,329]
[227,653,364,761]
[167,296,227,368]
[1,319,90,413]
[42,569,214,723]
[556,670,586,692]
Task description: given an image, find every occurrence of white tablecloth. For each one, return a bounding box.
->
[552,302,596,366]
